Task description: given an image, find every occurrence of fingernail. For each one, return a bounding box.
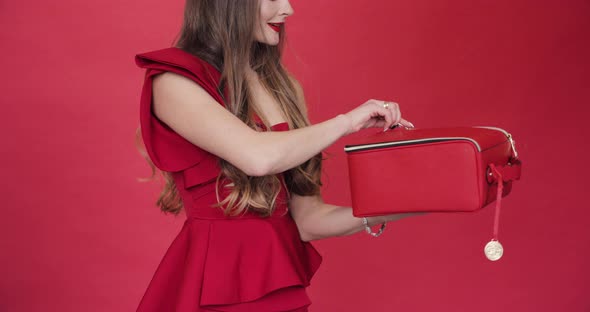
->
[409,122,415,128]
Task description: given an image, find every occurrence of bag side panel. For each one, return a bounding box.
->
[480,140,514,208]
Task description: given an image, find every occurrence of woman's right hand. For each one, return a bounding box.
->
[341,99,415,135]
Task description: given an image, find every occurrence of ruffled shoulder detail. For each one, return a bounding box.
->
[135,47,224,103]
[134,47,223,172]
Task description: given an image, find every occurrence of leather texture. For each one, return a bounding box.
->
[345,127,522,216]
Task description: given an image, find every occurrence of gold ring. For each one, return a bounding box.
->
[383,102,390,109]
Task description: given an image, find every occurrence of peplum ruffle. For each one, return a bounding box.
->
[137,209,322,312]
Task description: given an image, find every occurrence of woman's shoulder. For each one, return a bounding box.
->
[136,47,225,173]
[135,47,221,83]
[136,46,226,105]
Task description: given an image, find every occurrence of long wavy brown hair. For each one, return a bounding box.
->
[136,0,323,217]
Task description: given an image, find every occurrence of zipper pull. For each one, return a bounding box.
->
[507,133,519,160]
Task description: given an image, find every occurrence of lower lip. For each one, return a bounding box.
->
[268,23,282,32]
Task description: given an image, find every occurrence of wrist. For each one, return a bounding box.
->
[365,216,386,227]
[336,114,353,136]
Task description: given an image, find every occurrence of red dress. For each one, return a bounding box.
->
[134,47,322,312]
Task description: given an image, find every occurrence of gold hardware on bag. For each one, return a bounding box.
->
[507,133,519,159]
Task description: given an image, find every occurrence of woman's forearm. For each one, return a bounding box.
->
[255,114,352,176]
[298,203,402,242]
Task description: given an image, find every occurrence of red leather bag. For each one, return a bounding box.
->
[344,126,522,260]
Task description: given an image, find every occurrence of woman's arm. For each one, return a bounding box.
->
[152,72,402,177]
[288,193,422,242]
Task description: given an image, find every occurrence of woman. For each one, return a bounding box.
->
[134,0,419,311]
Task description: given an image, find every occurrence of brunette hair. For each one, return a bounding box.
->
[137,0,323,217]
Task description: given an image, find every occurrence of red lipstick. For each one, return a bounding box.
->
[267,22,283,32]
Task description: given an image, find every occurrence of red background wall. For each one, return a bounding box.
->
[1,1,588,311]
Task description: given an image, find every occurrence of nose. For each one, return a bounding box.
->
[281,0,294,17]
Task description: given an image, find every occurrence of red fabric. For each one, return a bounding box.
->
[134,47,322,312]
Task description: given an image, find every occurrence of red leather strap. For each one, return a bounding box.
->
[489,163,504,241]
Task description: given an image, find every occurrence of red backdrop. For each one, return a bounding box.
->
[0,1,588,311]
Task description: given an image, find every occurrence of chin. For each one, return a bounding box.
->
[254,30,281,46]
[263,32,280,46]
